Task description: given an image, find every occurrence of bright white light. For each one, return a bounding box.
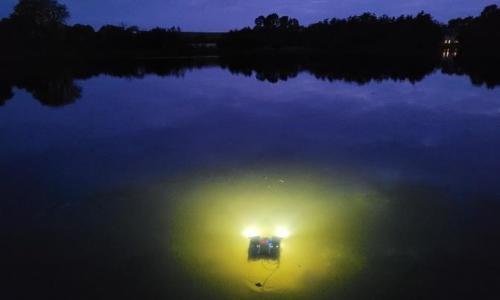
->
[243,227,259,238]
[275,227,290,238]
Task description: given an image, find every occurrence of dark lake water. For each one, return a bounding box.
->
[1,59,500,299]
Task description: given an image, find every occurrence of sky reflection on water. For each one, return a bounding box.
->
[1,68,499,194]
[1,66,500,299]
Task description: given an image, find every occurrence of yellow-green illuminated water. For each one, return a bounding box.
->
[3,65,500,300]
[164,168,385,299]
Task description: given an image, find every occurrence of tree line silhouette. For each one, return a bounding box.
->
[1,1,500,59]
[0,0,189,59]
[219,12,443,56]
[218,5,500,59]
[448,4,500,58]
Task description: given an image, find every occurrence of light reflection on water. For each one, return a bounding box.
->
[1,65,500,299]
[166,168,380,298]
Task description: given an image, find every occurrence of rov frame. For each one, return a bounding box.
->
[247,236,282,261]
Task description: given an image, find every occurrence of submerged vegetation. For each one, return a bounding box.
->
[0,1,500,60]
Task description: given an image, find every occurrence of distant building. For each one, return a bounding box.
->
[443,35,459,45]
[442,33,459,58]
[191,42,217,49]
[443,27,460,46]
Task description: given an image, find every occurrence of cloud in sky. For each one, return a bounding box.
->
[0,0,495,31]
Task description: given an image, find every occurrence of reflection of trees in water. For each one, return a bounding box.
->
[0,59,217,107]
[309,59,436,84]
[221,58,301,83]
[0,83,14,106]
[0,76,82,107]
[1,56,499,107]
[441,58,500,89]
[20,77,82,107]
[0,61,84,106]
[220,55,439,84]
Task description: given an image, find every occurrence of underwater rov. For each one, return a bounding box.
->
[244,227,289,261]
[244,228,290,288]
[248,236,282,261]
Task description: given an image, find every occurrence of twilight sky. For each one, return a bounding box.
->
[0,0,497,31]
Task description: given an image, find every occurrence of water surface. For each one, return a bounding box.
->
[1,60,500,299]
